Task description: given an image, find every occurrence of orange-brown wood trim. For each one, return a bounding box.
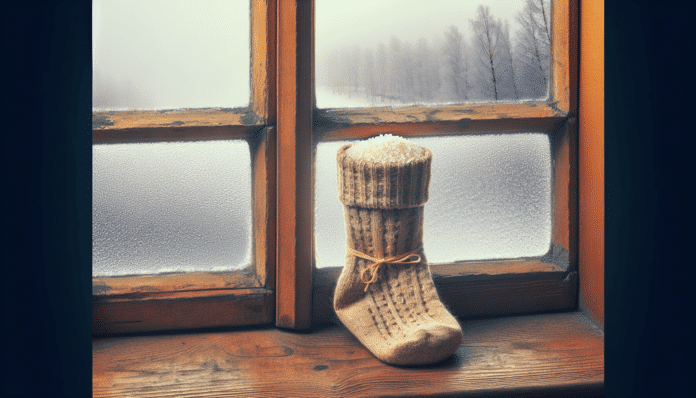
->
[92,124,262,144]
[252,127,277,289]
[93,271,261,297]
[276,0,313,329]
[251,0,277,123]
[578,0,604,330]
[550,0,577,115]
[317,117,565,141]
[314,103,566,140]
[93,108,261,129]
[92,108,263,144]
[317,101,559,125]
[550,117,578,273]
[93,312,603,397]
[313,260,576,326]
[93,287,273,336]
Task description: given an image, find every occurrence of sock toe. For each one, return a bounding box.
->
[384,323,463,365]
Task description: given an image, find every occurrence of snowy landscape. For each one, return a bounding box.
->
[316,0,551,108]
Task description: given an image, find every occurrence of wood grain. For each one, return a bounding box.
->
[550,0,577,115]
[252,127,277,289]
[251,0,276,122]
[93,108,263,144]
[93,311,603,397]
[275,0,313,329]
[93,271,273,336]
[93,287,273,336]
[578,0,604,330]
[93,271,261,297]
[314,102,565,141]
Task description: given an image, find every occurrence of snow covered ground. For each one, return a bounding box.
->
[315,86,421,109]
[315,86,375,108]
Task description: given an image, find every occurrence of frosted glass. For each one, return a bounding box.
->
[316,0,551,108]
[315,133,552,267]
[93,141,252,276]
[92,0,250,111]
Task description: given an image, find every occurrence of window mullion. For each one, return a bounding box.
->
[275,0,314,329]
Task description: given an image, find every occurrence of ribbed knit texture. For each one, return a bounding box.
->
[333,142,463,366]
[336,144,432,209]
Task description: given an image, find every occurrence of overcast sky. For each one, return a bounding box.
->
[92,0,250,110]
[92,0,530,110]
[316,0,527,51]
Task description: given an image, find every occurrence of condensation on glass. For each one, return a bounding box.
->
[93,141,252,276]
[92,0,250,111]
[315,133,552,267]
[315,0,552,108]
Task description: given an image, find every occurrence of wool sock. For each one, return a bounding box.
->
[333,137,463,366]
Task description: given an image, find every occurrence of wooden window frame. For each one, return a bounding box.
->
[92,0,604,394]
[93,0,590,335]
[92,0,278,336]
[280,0,580,329]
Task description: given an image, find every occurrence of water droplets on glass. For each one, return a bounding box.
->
[93,140,252,276]
[314,133,552,267]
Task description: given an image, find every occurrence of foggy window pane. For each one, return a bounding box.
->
[315,134,552,267]
[93,0,250,111]
[93,141,252,276]
[316,0,551,108]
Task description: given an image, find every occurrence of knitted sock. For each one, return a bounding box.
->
[333,139,463,366]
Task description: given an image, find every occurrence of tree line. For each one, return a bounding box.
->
[318,0,551,105]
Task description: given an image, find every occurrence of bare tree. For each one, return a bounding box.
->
[376,42,388,102]
[515,0,551,98]
[443,25,470,102]
[500,20,520,100]
[388,36,419,103]
[362,47,377,103]
[470,5,503,101]
[412,37,440,103]
[387,37,403,100]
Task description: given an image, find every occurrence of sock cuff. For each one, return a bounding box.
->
[336,144,432,209]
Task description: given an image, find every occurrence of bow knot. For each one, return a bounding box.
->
[346,245,423,291]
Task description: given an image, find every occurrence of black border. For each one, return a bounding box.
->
[4,0,696,396]
[606,0,693,397]
[3,2,92,396]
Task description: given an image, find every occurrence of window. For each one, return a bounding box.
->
[92,0,277,335]
[306,0,577,328]
[93,0,578,334]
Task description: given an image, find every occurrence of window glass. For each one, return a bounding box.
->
[315,133,552,267]
[315,0,551,108]
[93,141,252,276]
[92,0,250,110]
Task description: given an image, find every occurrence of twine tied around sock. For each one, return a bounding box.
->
[346,245,423,291]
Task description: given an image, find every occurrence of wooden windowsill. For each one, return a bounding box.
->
[93,311,603,397]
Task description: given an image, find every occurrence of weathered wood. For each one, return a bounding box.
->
[92,271,272,335]
[93,311,603,397]
[251,0,277,122]
[313,260,576,326]
[93,124,262,144]
[92,108,264,144]
[93,287,274,336]
[578,0,604,330]
[252,127,277,289]
[550,117,578,273]
[275,0,313,329]
[93,271,261,297]
[314,102,565,141]
[550,0,577,115]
